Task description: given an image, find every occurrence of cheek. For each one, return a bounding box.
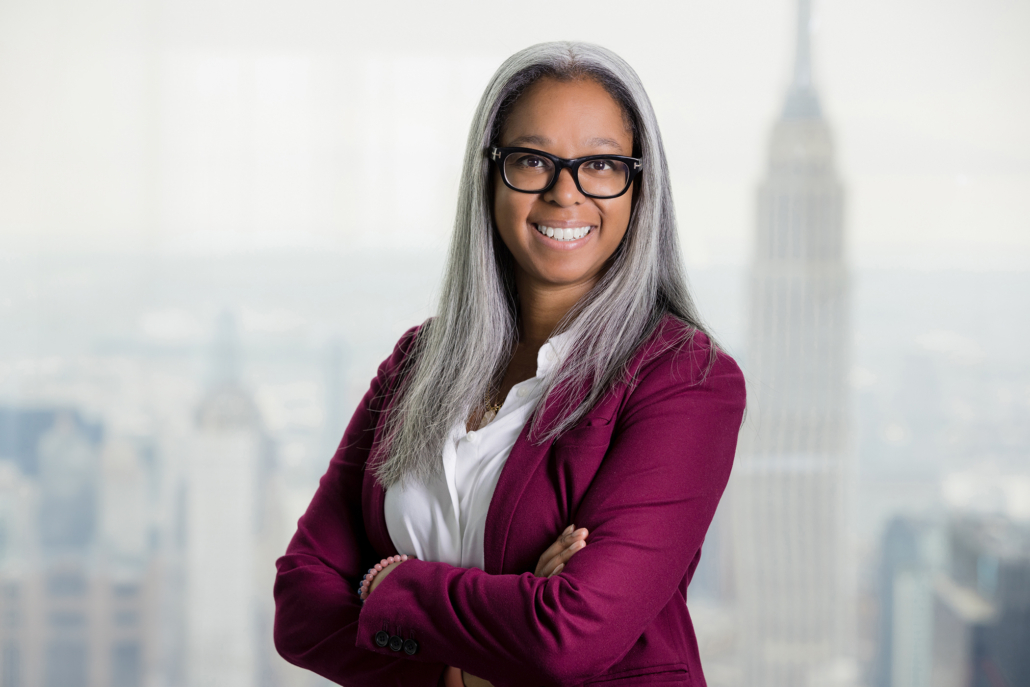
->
[619,182,636,223]
[493,186,532,236]
[492,193,522,258]
[601,195,633,238]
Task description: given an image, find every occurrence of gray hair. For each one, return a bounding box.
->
[374,41,713,487]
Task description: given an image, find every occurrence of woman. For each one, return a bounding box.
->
[273,41,745,687]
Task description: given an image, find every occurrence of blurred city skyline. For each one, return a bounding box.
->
[1,0,1028,268]
[1,1,1028,686]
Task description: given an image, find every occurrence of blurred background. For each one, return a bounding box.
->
[0,1,1027,686]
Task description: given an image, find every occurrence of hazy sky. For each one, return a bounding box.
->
[1,0,1027,268]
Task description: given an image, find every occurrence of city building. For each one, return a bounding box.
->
[0,408,159,687]
[874,517,944,687]
[929,516,1030,687]
[181,312,280,687]
[728,0,853,684]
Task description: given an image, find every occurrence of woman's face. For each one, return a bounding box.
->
[493,77,635,293]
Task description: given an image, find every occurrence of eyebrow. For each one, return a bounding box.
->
[505,135,627,154]
[506,134,550,148]
[584,137,626,152]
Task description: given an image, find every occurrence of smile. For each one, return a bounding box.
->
[534,224,593,242]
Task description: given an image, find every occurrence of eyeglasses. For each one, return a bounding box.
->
[487,146,643,199]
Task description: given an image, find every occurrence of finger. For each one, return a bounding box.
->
[539,537,587,577]
[537,552,563,577]
[462,671,495,687]
[559,528,588,551]
[535,542,565,575]
[534,525,577,575]
[558,527,587,548]
[558,538,586,564]
[538,544,572,577]
[548,563,564,578]
[547,529,588,565]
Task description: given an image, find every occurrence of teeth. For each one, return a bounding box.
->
[536,225,592,242]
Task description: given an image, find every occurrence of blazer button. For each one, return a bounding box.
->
[375,631,390,647]
[389,635,404,652]
[403,638,419,655]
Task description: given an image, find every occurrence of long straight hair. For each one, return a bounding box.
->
[374,41,714,487]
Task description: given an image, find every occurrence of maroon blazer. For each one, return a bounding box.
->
[273,315,745,686]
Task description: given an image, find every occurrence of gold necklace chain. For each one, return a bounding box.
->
[484,391,502,415]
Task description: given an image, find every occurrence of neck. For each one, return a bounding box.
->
[514,268,598,346]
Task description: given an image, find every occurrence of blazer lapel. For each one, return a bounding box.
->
[482,377,593,575]
[481,420,554,575]
[364,417,552,572]
[364,370,594,572]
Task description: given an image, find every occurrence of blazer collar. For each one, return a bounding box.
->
[361,389,573,572]
[362,330,610,572]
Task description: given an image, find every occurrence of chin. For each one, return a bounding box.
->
[537,265,595,287]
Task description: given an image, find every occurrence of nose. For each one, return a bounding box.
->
[542,167,584,206]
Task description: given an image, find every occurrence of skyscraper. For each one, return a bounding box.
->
[184,312,273,687]
[930,516,1030,687]
[0,408,158,687]
[729,0,852,684]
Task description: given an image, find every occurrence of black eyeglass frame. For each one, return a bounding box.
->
[487,146,643,200]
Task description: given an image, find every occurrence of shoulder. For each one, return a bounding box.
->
[377,321,427,380]
[627,314,745,409]
[604,314,746,477]
[368,321,429,412]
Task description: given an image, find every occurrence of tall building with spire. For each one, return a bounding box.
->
[730,0,852,684]
[183,311,277,687]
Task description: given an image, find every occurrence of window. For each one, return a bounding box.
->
[111,642,141,687]
[44,640,87,687]
[46,573,87,597]
[2,642,21,687]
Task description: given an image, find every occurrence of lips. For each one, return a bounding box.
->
[534,224,593,242]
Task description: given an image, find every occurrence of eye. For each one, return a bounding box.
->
[583,159,617,173]
[514,155,549,169]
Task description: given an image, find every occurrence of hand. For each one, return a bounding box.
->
[534,524,588,577]
[461,671,494,687]
[444,665,495,687]
[443,530,586,687]
[367,560,404,597]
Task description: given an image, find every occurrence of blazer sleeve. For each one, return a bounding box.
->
[355,340,746,687]
[272,326,448,687]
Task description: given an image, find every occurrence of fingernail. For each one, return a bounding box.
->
[563,524,574,535]
[551,563,564,576]
[572,540,585,550]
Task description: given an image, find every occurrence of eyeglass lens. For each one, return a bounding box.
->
[503,152,631,197]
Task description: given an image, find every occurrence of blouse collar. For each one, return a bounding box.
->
[535,329,575,379]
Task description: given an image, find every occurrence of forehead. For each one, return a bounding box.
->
[500,77,633,154]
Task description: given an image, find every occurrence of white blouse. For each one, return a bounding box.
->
[384,331,573,570]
